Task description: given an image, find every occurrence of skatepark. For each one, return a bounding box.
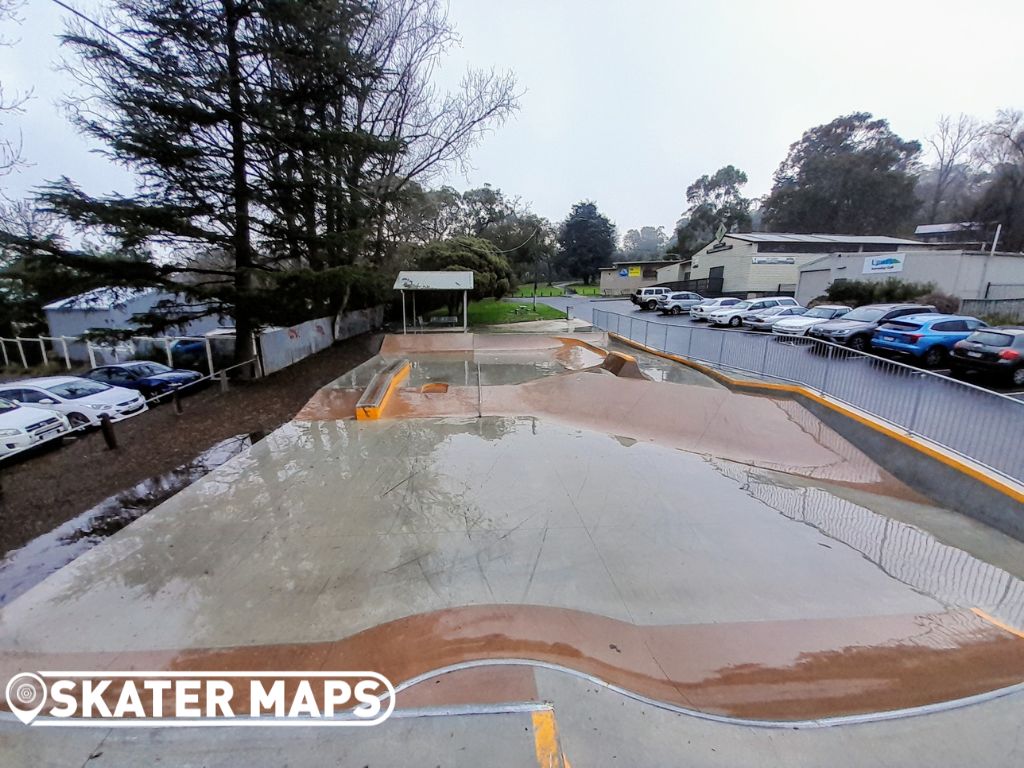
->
[2,331,1024,766]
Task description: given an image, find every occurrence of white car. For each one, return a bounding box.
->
[0,376,148,430]
[689,297,743,321]
[772,304,852,337]
[707,296,800,327]
[0,398,72,459]
[656,291,704,315]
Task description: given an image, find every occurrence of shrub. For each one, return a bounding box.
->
[916,291,960,314]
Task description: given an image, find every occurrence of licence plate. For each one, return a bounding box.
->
[967,351,982,358]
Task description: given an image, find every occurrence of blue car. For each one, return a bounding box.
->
[84,361,204,400]
[871,314,988,368]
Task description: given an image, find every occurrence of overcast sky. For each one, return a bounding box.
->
[2,0,1023,239]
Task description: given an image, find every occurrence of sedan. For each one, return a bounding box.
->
[0,398,71,459]
[85,361,203,399]
[773,305,852,338]
[690,297,742,322]
[871,314,987,368]
[708,296,798,327]
[744,305,808,331]
[0,376,148,430]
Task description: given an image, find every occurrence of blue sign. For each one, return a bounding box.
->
[618,268,628,277]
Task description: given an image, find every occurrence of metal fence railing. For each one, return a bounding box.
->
[592,308,1024,485]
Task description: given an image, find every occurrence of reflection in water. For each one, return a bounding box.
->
[0,434,255,606]
[714,459,1024,632]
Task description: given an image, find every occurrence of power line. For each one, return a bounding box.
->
[49,0,150,58]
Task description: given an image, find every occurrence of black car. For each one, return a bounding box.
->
[950,327,1024,387]
[84,361,204,400]
[806,303,936,352]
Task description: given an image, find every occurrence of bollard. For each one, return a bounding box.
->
[173,392,183,415]
[99,414,118,450]
[219,371,229,393]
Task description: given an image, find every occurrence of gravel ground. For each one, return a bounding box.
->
[0,333,380,558]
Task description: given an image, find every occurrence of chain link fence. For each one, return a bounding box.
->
[593,308,1024,485]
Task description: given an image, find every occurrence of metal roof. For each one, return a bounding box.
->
[914,222,979,235]
[42,287,158,312]
[728,233,923,245]
[393,271,474,291]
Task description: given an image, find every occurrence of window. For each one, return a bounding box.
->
[969,331,1013,347]
[778,298,798,306]
[45,380,110,400]
[129,363,171,376]
[10,388,49,404]
[90,368,115,382]
[932,320,966,332]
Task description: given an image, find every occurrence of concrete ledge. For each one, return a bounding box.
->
[608,332,1024,541]
[356,359,411,420]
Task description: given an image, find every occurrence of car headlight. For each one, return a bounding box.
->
[0,428,22,436]
[86,403,114,410]
[831,328,853,336]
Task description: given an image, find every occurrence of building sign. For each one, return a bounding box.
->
[618,268,628,277]
[863,254,905,274]
[751,256,795,265]
[627,266,642,278]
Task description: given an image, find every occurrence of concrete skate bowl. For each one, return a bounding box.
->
[4,605,1024,725]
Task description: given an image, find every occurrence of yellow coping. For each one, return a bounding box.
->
[971,607,1024,640]
[609,332,1024,505]
[531,709,565,768]
[355,361,411,420]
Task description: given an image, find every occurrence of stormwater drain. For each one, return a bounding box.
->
[0,433,257,606]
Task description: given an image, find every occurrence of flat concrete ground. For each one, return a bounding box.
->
[2,332,1023,766]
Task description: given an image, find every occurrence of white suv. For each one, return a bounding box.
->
[631,286,672,310]
[689,297,742,321]
[707,296,799,327]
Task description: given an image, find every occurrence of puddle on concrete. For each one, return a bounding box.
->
[0,434,256,606]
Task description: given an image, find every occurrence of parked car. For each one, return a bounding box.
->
[632,286,673,310]
[950,327,1024,386]
[744,305,808,331]
[707,296,800,327]
[806,304,936,351]
[773,304,851,337]
[871,314,987,368]
[656,291,704,315]
[85,361,204,400]
[0,376,148,430]
[0,398,71,460]
[689,297,743,322]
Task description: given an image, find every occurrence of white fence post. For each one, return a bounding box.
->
[60,338,71,369]
[204,338,215,377]
[164,338,174,367]
[0,340,8,367]
[87,342,97,369]
[15,338,28,368]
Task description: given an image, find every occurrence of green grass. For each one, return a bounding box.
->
[464,298,567,325]
[512,282,565,298]
[565,283,600,296]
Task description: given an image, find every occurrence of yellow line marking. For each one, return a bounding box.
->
[609,332,1024,505]
[355,361,411,420]
[532,709,562,768]
[972,607,1024,640]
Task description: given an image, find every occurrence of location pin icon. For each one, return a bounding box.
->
[5,673,48,725]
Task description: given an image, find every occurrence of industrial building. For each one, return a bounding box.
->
[795,249,1024,305]
[598,259,683,295]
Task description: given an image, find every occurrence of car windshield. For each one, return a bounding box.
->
[129,363,173,376]
[879,321,922,332]
[729,301,751,310]
[969,331,1013,347]
[758,306,786,316]
[45,380,111,399]
[805,307,838,318]
[841,307,887,322]
[0,398,17,413]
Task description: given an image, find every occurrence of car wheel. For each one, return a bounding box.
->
[728,316,741,328]
[67,412,91,430]
[923,346,947,368]
[847,335,868,352]
[646,300,657,310]
[671,306,681,315]
[1011,366,1024,388]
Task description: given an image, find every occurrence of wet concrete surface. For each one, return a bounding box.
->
[2,333,1023,763]
[0,434,256,607]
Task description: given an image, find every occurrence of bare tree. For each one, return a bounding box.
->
[0,0,28,177]
[925,113,983,222]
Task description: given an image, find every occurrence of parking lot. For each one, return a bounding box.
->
[534,295,1024,401]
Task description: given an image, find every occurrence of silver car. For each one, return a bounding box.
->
[657,291,704,315]
[744,305,808,331]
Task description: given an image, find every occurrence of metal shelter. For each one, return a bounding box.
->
[393,271,474,333]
